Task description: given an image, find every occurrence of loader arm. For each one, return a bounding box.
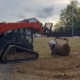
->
[0,22,43,34]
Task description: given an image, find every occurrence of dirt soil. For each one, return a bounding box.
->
[0,50,80,80]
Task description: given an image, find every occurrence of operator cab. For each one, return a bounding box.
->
[5,28,33,45]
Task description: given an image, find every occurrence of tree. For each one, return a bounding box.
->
[54,0,80,31]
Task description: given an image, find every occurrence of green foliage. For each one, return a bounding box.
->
[54,0,80,31]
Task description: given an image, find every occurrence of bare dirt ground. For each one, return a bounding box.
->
[0,50,80,80]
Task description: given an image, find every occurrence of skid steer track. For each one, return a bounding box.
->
[1,45,39,63]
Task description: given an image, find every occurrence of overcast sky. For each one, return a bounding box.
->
[0,0,80,25]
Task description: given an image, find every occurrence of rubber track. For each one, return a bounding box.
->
[1,45,39,63]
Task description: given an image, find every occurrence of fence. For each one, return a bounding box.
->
[50,30,80,37]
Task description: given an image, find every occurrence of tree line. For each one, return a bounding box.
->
[54,0,80,32]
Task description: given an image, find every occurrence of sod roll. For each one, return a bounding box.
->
[54,43,70,56]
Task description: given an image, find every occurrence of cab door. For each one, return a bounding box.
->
[14,28,33,45]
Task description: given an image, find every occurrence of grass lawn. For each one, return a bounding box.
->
[33,37,80,58]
